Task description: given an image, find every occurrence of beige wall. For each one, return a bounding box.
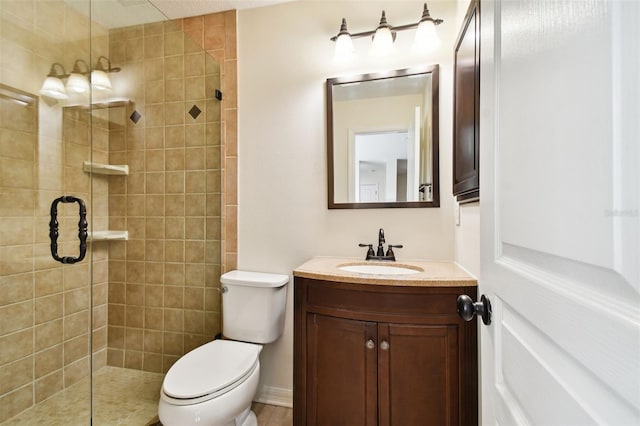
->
[238,0,462,403]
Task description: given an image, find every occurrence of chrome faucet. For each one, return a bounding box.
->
[359,228,403,261]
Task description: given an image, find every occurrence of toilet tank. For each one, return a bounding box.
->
[220,270,289,344]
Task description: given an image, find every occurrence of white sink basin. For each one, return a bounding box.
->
[338,264,422,275]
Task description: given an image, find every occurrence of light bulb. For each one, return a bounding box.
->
[91,70,112,91]
[371,11,394,56]
[413,19,440,52]
[67,72,90,94]
[39,76,68,99]
[371,26,394,55]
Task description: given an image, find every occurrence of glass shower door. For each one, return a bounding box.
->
[0,0,94,423]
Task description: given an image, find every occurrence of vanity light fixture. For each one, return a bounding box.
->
[91,56,121,92]
[330,2,443,57]
[39,63,69,99]
[66,59,91,94]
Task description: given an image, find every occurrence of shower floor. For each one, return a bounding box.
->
[2,366,163,426]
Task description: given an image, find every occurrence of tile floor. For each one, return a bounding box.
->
[2,366,293,426]
[252,402,293,426]
[2,366,163,425]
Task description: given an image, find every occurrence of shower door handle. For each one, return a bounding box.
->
[49,196,88,264]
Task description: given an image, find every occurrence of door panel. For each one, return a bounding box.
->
[306,313,377,426]
[480,0,640,424]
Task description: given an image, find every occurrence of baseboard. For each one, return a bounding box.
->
[253,386,293,408]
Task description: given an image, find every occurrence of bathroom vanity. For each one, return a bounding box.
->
[293,257,478,426]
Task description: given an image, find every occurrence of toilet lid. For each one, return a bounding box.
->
[163,340,261,399]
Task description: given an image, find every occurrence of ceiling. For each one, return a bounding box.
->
[149,0,296,20]
[66,0,296,29]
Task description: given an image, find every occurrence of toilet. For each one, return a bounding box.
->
[158,270,289,426]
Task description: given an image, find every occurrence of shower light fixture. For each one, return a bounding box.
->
[39,63,69,99]
[91,56,121,92]
[330,2,443,58]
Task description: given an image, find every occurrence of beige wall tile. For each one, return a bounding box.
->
[126,261,145,283]
[64,287,89,315]
[124,350,142,370]
[35,319,63,352]
[144,35,164,59]
[0,355,33,395]
[126,306,144,328]
[164,31,184,57]
[35,344,62,378]
[164,286,183,308]
[0,300,33,336]
[0,273,33,306]
[145,307,164,330]
[164,263,184,286]
[63,334,89,365]
[184,287,204,310]
[35,294,63,325]
[0,328,32,365]
[162,332,183,356]
[185,264,205,287]
[145,263,165,284]
[125,328,143,351]
[64,310,89,340]
[34,370,63,403]
[63,357,89,387]
[164,308,183,331]
[143,330,163,353]
[0,384,33,423]
[165,148,185,171]
[107,348,124,367]
[108,326,124,349]
[143,352,162,373]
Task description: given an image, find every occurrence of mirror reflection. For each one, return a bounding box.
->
[327,65,439,209]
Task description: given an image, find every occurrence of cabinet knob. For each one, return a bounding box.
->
[380,340,390,351]
[366,339,375,349]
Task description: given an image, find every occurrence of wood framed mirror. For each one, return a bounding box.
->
[327,65,439,209]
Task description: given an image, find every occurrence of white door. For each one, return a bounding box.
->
[479,0,640,425]
[406,106,421,201]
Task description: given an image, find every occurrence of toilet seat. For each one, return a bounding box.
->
[162,340,262,406]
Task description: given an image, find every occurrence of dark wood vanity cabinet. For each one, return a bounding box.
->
[453,0,480,202]
[294,277,478,426]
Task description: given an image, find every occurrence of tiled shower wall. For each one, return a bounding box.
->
[104,12,237,373]
[1,3,238,422]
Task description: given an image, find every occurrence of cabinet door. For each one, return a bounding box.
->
[453,0,480,202]
[306,313,378,426]
[378,323,459,426]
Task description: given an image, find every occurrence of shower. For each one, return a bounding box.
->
[0,0,236,423]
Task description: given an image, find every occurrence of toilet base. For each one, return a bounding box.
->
[158,363,260,426]
[241,410,257,426]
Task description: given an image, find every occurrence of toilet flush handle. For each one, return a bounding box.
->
[221,287,228,293]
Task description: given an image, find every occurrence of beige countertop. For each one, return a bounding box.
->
[293,256,477,287]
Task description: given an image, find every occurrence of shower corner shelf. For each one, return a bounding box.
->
[88,230,128,242]
[83,161,129,175]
